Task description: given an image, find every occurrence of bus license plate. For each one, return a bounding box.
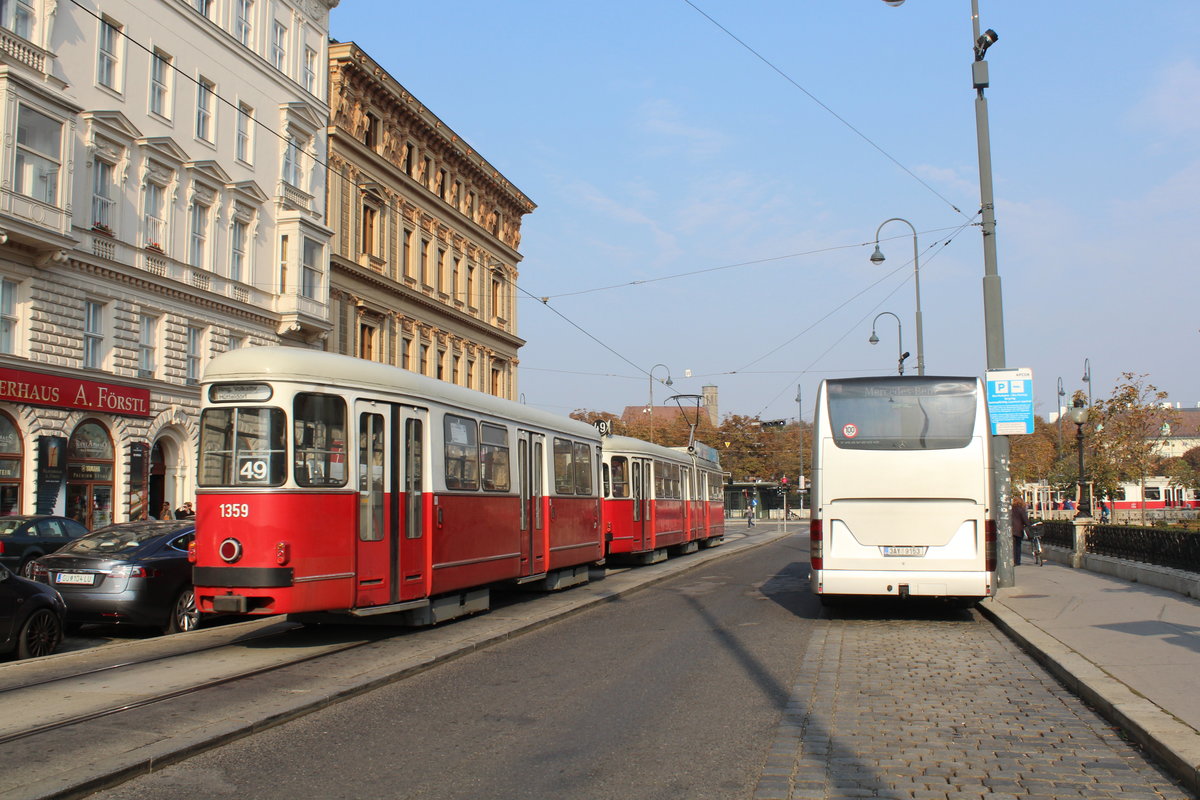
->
[881,546,927,557]
[56,572,96,585]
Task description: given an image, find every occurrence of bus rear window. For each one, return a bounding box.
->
[827,377,977,450]
[199,407,286,486]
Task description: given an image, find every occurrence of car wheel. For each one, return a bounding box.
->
[164,587,200,634]
[18,557,39,578]
[17,608,63,659]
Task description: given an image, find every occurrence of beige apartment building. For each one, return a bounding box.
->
[325,42,532,400]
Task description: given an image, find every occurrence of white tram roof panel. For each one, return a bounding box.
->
[603,434,721,469]
[203,347,598,440]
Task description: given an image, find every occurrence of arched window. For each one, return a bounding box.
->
[0,412,22,514]
[66,420,114,530]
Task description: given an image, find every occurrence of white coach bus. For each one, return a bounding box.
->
[809,376,996,605]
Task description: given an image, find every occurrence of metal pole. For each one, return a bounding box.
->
[972,0,1013,588]
[872,218,924,376]
[648,364,671,445]
[796,385,804,513]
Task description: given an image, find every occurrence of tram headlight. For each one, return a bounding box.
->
[275,541,291,566]
[218,538,243,564]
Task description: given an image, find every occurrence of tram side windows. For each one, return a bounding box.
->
[573,442,593,495]
[480,423,510,492]
[198,406,287,487]
[553,438,574,494]
[610,456,630,498]
[293,394,348,487]
[359,413,385,542]
[444,415,480,491]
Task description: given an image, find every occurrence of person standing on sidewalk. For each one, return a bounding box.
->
[1012,495,1029,566]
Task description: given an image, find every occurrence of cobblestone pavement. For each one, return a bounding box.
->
[755,609,1192,800]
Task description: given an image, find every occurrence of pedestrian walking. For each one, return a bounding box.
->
[1012,495,1029,566]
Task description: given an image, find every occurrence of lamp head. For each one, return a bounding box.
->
[974,28,998,60]
[869,245,885,265]
[1066,397,1089,425]
[881,0,905,6]
[869,331,880,345]
[666,376,674,387]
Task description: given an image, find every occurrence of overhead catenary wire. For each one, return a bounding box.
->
[680,0,970,221]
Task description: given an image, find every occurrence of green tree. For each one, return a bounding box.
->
[1089,373,1176,524]
[1008,415,1058,486]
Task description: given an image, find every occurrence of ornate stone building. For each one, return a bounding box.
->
[0,0,337,525]
[325,42,532,400]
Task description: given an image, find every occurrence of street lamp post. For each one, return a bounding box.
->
[870,218,924,375]
[647,364,672,445]
[1082,358,1093,407]
[1056,377,1066,454]
[1066,398,1091,517]
[869,312,909,376]
[795,384,804,513]
[881,0,1012,585]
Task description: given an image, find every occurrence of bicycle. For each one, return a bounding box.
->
[1026,521,1046,566]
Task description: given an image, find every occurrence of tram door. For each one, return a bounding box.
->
[354,401,427,608]
[631,458,651,551]
[518,431,546,577]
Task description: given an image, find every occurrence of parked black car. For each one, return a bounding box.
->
[32,521,198,635]
[0,562,66,659]
[0,515,90,577]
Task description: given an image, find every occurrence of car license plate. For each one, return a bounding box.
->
[56,572,95,585]
[881,546,926,557]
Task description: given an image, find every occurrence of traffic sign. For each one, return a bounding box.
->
[986,368,1035,435]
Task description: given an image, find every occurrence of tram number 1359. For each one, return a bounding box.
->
[219,503,251,518]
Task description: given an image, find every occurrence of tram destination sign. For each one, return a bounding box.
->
[0,367,152,418]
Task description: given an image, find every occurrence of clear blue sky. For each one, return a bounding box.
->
[331,1,1198,423]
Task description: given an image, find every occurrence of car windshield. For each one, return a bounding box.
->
[0,518,30,535]
[59,522,192,557]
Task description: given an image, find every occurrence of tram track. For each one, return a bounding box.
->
[0,619,389,748]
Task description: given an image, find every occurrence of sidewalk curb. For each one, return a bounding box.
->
[979,599,1200,796]
[15,526,794,800]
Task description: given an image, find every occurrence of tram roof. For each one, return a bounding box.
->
[202,347,597,439]
[603,434,721,469]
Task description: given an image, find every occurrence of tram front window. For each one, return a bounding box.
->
[199,407,286,487]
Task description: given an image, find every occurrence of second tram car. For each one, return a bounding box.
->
[193,348,603,624]
[600,436,725,563]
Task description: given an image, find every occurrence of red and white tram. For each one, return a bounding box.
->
[600,436,725,564]
[193,348,603,625]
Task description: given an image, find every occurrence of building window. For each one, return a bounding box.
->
[451,257,461,302]
[143,182,165,251]
[301,238,321,299]
[436,248,445,293]
[466,263,476,309]
[419,344,428,376]
[436,350,445,380]
[149,50,171,117]
[92,160,116,232]
[230,219,248,282]
[401,337,411,370]
[359,323,376,361]
[195,77,215,142]
[186,325,203,383]
[364,112,380,149]
[84,300,104,369]
[360,201,379,256]
[226,334,244,351]
[452,355,461,385]
[235,0,253,46]
[271,20,286,71]
[282,135,301,186]
[402,228,412,279]
[279,234,288,292]
[303,46,317,94]
[236,104,254,163]
[138,314,156,376]
[193,0,213,19]
[189,202,209,268]
[419,239,429,285]
[0,279,17,354]
[14,105,62,206]
[1,0,34,39]
[97,18,122,90]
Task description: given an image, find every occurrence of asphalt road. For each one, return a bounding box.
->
[90,532,818,800]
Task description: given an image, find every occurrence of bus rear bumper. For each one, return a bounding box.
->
[811,569,991,599]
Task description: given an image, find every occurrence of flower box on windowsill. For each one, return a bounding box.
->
[91,224,114,236]
[145,243,164,253]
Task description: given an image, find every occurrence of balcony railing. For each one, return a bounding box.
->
[0,27,46,72]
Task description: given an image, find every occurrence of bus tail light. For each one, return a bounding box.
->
[810,519,824,570]
[984,519,997,572]
[275,541,291,566]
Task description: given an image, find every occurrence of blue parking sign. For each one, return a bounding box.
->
[986,368,1035,435]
